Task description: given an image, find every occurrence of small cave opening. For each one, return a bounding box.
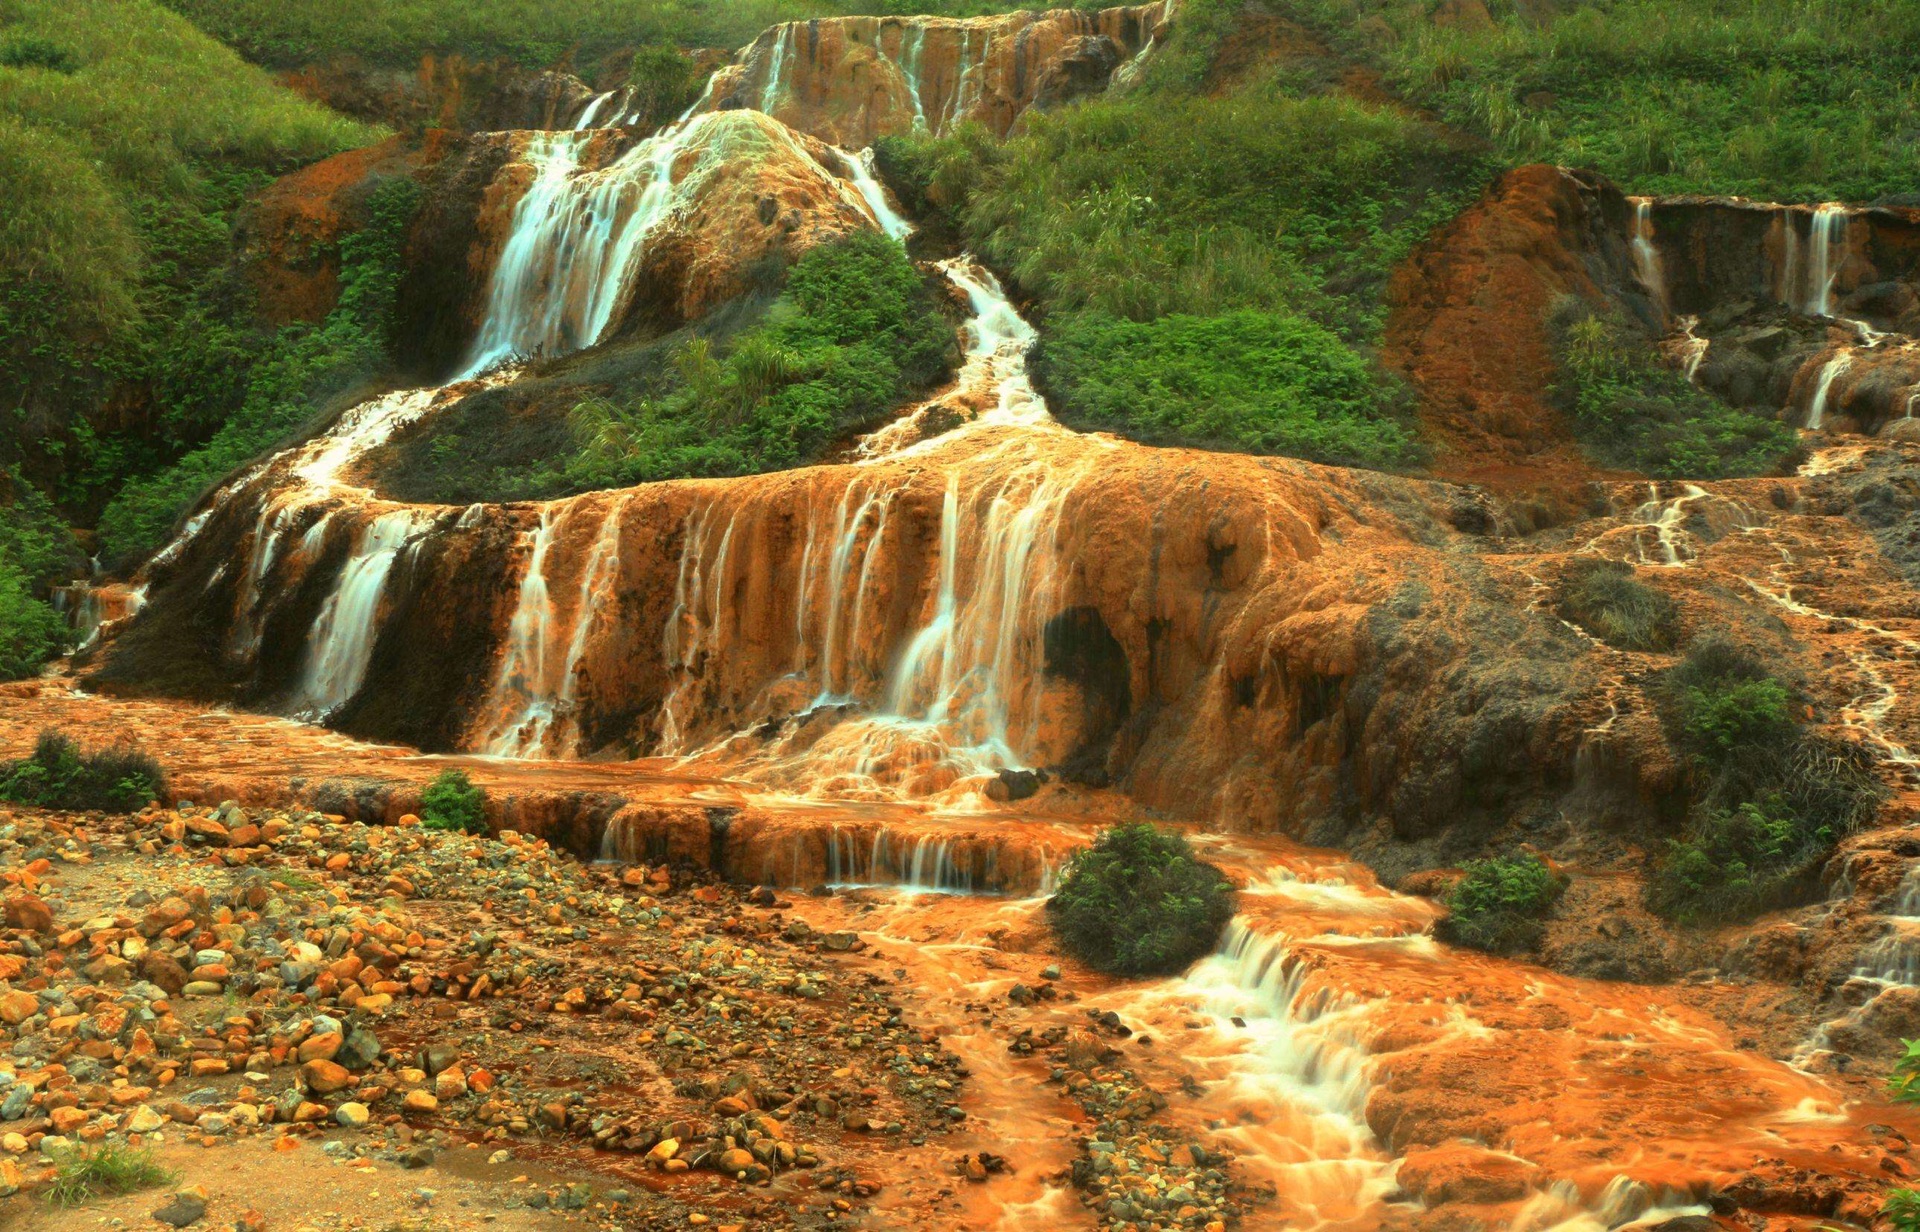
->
[1042,606,1132,785]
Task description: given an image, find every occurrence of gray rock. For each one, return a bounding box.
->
[151,1191,208,1227]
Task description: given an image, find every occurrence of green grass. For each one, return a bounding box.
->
[159,0,1062,70]
[1550,303,1798,480]
[0,466,85,679]
[1887,1186,1920,1232]
[0,0,383,532]
[1033,309,1418,469]
[47,1143,177,1207]
[1046,823,1235,976]
[1648,637,1885,922]
[0,728,164,812]
[878,65,1480,467]
[1437,853,1565,954]
[1553,558,1679,653]
[1283,0,1920,203]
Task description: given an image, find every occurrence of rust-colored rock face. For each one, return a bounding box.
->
[280,55,593,132]
[1388,167,1920,477]
[1383,165,1642,484]
[236,134,452,327]
[697,4,1172,145]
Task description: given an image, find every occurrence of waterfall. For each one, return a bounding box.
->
[1805,349,1853,430]
[1629,483,1708,567]
[477,497,631,757]
[289,509,423,719]
[1628,197,1665,316]
[1806,203,1846,316]
[462,117,722,377]
[835,146,914,240]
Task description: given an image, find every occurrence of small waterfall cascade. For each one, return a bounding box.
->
[1628,197,1666,316]
[1804,348,1854,430]
[1806,203,1846,317]
[707,5,1171,145]
[477,497,632,758]
[288,508,426,719]
[1629,483,1709,566]
[460,120,709,377]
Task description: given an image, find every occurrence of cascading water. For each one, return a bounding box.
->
[288,509,424,719]
[1805,348,1853,429]
[1628,197,1665,316]
[1806,203,1846,316]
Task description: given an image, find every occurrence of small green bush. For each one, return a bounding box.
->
[420,768,486,834]
[1046,823,1235,976]
[1892,1039,1920,1103]
[1437,854,1565,954]
[47,1142,176,1207]
[1648,637,1885,921]
[1550,303,1797,480]
[0,729,164,813]
[1554,558,1679,652]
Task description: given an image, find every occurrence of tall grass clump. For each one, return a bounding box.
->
[47,1143,177,1206]
[1553,558,1679,653]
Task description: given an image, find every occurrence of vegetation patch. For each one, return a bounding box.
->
[1284,0,1920,203]
[1554,558,1679,653]
[1648,637,1884,922]
[420,768,487,834]
[95,177,422,566]
[0,467,87,680]
[1550,304,1798,480]
[0,0,381,526]
[47,1143,177,1207]
[1033,309,1418,469]
[160,0,1050,70]
[1047,823,1235,976]
[0,729,164,814]
[1436,854,1565,954]
[386,232,954,502]
[879,61,1480,465]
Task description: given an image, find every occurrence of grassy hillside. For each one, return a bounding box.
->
[159,0,1058,68]
[878,3,1488,469]
[0,0,381,518]
[1284,0,1920,203]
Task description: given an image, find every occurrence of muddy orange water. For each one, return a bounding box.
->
[2,678,1909,1230]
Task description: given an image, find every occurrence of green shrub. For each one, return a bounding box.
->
[420,768,487,834]
[47,1142,176,1207]
[1892,1038,1920,1103]
[1437,854,1565,954]
[1046,823,1235,976]
[1648,638,1885,921]
[0,729,164,813]
[1554,558,1679,652]
[1550,305,1797,480]
[877,62,1488,463]
[1034,309,1420,469]
[1888,1187,1920,1232]
[0,555,66,681]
